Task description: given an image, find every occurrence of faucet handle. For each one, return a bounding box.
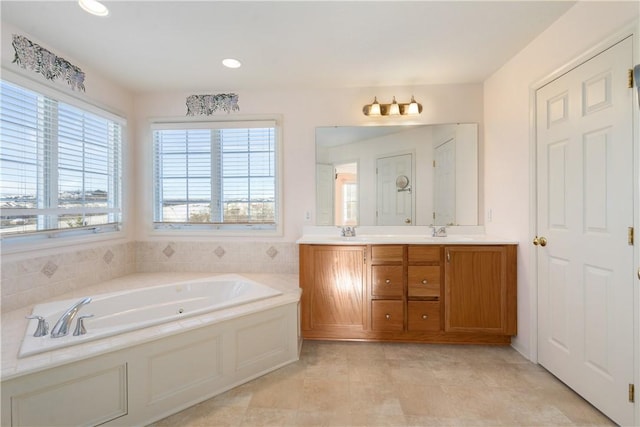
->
[73,314,94,336]
[26,315,49,337]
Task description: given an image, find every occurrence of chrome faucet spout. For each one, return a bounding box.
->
[432,226,447,237]
[341,226,356,237]
[50,297,92,338]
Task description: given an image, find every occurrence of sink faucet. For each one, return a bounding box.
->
[432,226,447,237]
[50,297,92,338]
[341,226,356,237]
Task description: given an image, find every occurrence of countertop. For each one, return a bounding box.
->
[296,226,518,245]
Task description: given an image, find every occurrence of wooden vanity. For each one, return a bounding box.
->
[299,238,517,345]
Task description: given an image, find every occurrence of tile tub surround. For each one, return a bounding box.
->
[0,241,299,312]
[1,272,300,381]
[1,241,137,312]
[136,241,299,274]
[148,340,614,427]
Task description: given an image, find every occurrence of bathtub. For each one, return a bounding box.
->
[19,274,282,358]
[4,273,300,427]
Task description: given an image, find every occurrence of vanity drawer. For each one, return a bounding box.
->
[408,266,440,298]
[408,301,441,331]
[371,245,404,262]
[371,266,404,297]
[371,300,404,331]
[408,246,441,263]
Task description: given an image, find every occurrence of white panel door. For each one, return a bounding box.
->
[434,137,456,225]
[376,153,412,225]
[536,36,634,426]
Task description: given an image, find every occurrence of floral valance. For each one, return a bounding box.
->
[12,34,85,91]
[186,94,239,116]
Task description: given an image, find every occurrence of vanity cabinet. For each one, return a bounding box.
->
[299,243,517,344]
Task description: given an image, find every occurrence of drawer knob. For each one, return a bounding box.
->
[385,314,391,320]
[422,314,428,320]
[421,279,428,284]
[385,279,391,284]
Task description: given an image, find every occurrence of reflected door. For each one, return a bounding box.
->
[536,37,634,426]
[376,153,412,225]
[434,137,456,225]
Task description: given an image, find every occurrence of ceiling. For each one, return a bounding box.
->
[1,1,575,94]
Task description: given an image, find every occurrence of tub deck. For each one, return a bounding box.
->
[1,273,300,381]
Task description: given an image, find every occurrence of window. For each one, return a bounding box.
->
[0,80,123,237]
[152,120,279,231]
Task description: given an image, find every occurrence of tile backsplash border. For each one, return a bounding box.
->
[1,240,299,312]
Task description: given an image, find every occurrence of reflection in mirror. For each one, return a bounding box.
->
[315,124,478,226]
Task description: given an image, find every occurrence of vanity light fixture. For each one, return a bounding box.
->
[362,96,423,116]
[78,0,109,16]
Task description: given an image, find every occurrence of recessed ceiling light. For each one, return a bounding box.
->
[222,58,242,69]
[78,0,109,17]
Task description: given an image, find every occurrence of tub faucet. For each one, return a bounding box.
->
[341,226,356,237]
[432,226,447,237]
[51,297,92,338]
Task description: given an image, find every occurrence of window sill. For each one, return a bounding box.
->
[0,228,127,257]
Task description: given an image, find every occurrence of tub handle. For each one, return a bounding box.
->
[73,314,94,336]
[26,315,49,337]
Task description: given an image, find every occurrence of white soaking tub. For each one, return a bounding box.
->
[19,274,282,357]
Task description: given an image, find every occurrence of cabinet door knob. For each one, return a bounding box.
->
[385,314,391,320]
[422,314,428,320]
[385,279,391,284]
[421,279,428,284]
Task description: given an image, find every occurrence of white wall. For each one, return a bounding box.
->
[483,1,639,360]
[133,85,483,242]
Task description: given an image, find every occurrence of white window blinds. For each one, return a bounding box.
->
[0,80,122,236]
[153,121,277,228]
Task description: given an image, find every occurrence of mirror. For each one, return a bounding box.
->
[316,123,478,226]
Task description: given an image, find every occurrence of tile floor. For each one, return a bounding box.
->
[148,340,615,426]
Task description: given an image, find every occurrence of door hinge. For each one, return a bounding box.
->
[433,160,436,167]
[628,227,634,246]
[432,211,436,220]
[628,69,634,88]
[629,384,635,403]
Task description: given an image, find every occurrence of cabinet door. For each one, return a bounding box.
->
[300,245,366,336]
[444,246,516,335]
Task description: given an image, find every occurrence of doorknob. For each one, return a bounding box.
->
[404,218,411,224]
[533,236,548,247]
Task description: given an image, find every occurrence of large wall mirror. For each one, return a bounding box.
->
[316,123,479,226]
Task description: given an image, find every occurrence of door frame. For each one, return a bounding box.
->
[528,22,640,422]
